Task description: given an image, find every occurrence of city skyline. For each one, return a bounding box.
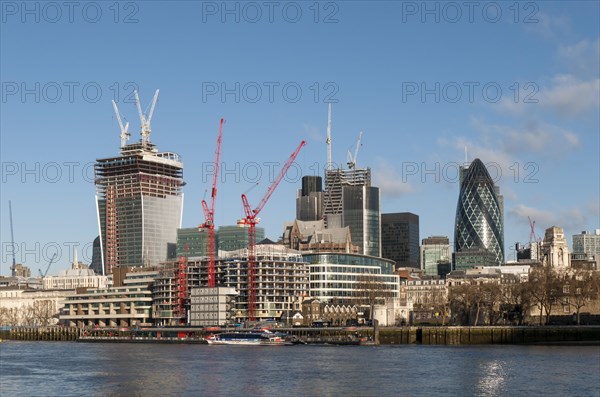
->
[1,2,599,275]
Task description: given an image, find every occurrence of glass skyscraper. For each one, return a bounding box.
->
[95,141,184,274]
[454,159,504,265]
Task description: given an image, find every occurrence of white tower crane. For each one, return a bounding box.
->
[112,100,130,148]
[347,131,363,169]
[326,104,332,171]
[134,89,160,145]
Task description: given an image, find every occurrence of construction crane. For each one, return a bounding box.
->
[176,244,189,324]
[199,118,225,288]
[528,216,539,244]
[326,104,332,171]
[38,253,57,279]
[8,200,17,277]
[112,100,130,148]
[347,131,363,169]
[134,89,160,145]
[238,140,306,321]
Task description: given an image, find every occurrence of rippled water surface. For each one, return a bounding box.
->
[1,342,599,396]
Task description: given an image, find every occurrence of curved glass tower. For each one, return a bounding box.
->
[454,159,504,264]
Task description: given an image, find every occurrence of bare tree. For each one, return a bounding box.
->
[31,300,57,326]
[430,287,450,325]
[354,273,394,321]
[562,269,600,325]
[481,283,503,325]
[5,308,21,326]
[500,281,533,325]
[449,283,477,325]
[21,305,36,326]
[527,265,562,325]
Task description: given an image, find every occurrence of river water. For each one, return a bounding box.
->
[1,341,598,397]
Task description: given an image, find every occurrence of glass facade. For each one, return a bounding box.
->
[342,186,381,257]
[95,142,184,273]
[217,226,265,252]
[454,159,504,265]
[177,227,209,257]
[303,253,398,303]
[381,212,420,267]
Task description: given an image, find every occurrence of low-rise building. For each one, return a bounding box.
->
[42,262,109,290]
[0,287,74,326]
[190,287,238,327]
[282,219,358,253]
[59,269,157,328]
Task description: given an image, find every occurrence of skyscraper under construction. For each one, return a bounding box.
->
[95,90,184,274]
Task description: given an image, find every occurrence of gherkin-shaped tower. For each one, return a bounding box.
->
[454,159,504,264]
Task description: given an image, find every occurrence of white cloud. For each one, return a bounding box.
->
[469,117,581,157]
[539,75,600,117]
[509,203,588,233]
[373,159,414,198]
[497,75,599,118]
[524,12,570,39]
[559,39,600,78]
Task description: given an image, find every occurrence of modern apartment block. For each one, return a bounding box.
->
[60,270,157,328]
[223,244,309,322]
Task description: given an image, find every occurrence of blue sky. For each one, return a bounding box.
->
[1,1,599,275]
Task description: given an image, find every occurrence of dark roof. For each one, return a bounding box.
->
[257,238,277,245]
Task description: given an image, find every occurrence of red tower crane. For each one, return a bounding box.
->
[176,244,189,324]
[199,118,225,288]
[528,216,539,245]
[238,140,306,321]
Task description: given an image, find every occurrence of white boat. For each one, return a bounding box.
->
[205,330,290,346]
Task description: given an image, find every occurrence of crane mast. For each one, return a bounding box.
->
[8,200,16,276]
[326,104,332,171]
[39,253,57,279]
[238,140,306,321]
[112,100,130,148]
[347,131,363,169]
[199,118,225,288]
[134,89,160,146]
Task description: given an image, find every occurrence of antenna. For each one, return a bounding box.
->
[112,100,130,148]
[326,104,332,171]
[8,200,16,276]
[464,146,468,165]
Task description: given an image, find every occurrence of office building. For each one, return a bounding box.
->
[382,212,420,268]
[454,159,504,267]
[296,176,324,221]
[303,252,398,304]
[217,225,265,252]
[420,236,451,276]
[572,230,600,256]
[95,138,184,274]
